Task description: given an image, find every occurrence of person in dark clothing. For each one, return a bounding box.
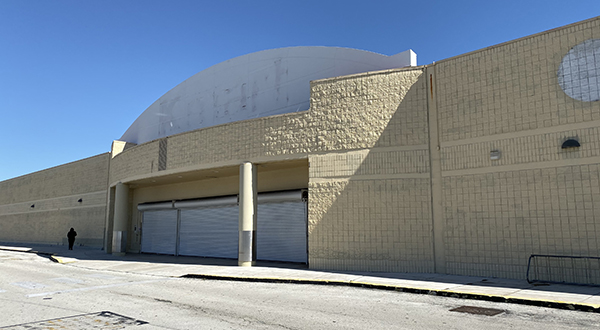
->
[67,228,77,250]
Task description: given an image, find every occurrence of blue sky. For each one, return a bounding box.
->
[0,1,598,182]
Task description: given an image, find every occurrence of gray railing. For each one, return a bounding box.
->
[527,254,600,286]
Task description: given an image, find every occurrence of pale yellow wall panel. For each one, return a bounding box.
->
[0,207,106,247]
[308,178,434,273]
[436,18,600,142]
[442,164,600,280]
[436,17,600,280]
[0,154,109,204]
[0,154,109,246]
[109,140,160,184]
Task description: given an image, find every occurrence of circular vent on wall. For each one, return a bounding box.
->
[558,39,600,102]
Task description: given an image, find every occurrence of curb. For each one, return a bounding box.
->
[182,274,600,313]
[49,256,78,264]
[0,246,53,257]
[0,247,71,264]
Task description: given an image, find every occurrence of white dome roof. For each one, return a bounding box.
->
[120,46,416,144]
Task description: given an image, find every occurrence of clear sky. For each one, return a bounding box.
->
[0,1,598,182]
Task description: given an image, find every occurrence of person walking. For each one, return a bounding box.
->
[67,228,77,250]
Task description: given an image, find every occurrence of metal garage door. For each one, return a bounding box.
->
[140,208,178,255]
[257,191,307,263]
[176,197,238,259]
[137,190,307,262]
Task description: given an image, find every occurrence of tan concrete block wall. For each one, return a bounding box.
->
[443,164,600,280]
[0,154,109,204]
[306,69,427,150]
[116,68,426,181]
[166,113,309,169]
[0,153,109,246]
[310,148,430,178]
[0,207,106,247]
[109,140,160,184]
[0,191,107,216]
[441,126,600,172]
[436,17,600,280]
[307,69,433,272]
[436,18,600,142]
[308,178,433,272]
[110,67,429,271]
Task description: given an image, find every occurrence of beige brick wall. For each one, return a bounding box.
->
[307,68,432,272]
[306,69,427,151]
[436,17,600,280]
[443,165,600,280]
[0,154,109,204]
[436,18,600,142]
[0,153,110,246]
[310,148,430,178]
[110,140,160,184]
[309,178,433,272]
[166,113,309,169]
[104,17,600,281]
[441,125,600,172]
[109,67,429,272]
[0,207,107,247]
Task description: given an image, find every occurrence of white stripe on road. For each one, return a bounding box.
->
[12,282,48,290]
[84,274,123,280]
[27,279,170,298]
[51,277,85,284]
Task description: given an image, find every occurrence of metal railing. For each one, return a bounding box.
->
[526,254,600,286]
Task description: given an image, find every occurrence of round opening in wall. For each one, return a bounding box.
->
[558,39,600,102]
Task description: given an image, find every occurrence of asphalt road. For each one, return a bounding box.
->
[0,250,598,330]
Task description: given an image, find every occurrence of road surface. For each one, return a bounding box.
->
[0,250,597,329]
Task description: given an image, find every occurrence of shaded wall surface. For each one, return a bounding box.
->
[306,69,432,272]
[306,17,600,280]
[0,154,110,247]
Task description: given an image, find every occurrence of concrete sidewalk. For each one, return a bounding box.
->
[2,243,600,313]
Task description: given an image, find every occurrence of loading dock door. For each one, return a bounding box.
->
[178,206,238,258]
[257,191,307,263]
[140,209,178,255]
[176,197,238,259]
[138,191,307,262]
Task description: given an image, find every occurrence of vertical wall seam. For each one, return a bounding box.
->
[427,64,446,273]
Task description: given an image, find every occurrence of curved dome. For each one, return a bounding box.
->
[120,46,416,144]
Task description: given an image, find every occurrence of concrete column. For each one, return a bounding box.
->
[112,182,129,256]
[238,162,257,266]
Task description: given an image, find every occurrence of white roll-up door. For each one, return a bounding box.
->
[257,194,307,263]
[138,190,307,262]
[140,209,178,255]
[179,205,238,259]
